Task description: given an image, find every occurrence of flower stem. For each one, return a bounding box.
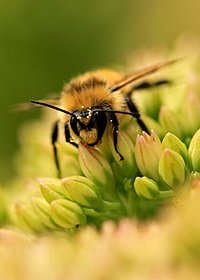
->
[83,208,122,220]
[159,190,174,199]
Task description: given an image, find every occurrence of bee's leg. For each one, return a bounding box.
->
[125,79,171,133]
[129,79,171,91]
[51,120,61,178]
[124,95,149,133]
[110,112,124,161]
[64,123,78,148]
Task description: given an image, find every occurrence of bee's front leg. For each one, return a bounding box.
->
[110,112,124,161]
[51,120,61,178]
[64,123,78,148]
[51,121,78,178]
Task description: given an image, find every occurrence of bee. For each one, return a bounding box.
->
[31,60,176,177]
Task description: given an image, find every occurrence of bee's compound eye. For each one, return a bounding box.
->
[70,116,79,136]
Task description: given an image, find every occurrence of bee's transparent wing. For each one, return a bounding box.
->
[110,59,179,92]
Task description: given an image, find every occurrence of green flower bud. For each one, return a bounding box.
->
[162,132,188,164]
[134,176,160,200]
[15,201,45,233]
[182,91,200,136]
[188,129,200,172]
[109,130,134,163]
[135,130,162,181]
[108,131,138,178]
[158,149,186,187]
[159,106,184,139]
[38,178,65,203]
[61,176,103,210]
[78,143,117,201]
[57,142,82,177]
[31,197,58,229]
[50,199,86,229]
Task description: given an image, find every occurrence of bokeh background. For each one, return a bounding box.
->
[1,0,200,183]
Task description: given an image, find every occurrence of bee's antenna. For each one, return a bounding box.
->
[92,108,139,117]
[30,100,76,117]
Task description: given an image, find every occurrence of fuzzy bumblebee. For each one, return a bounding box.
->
[31,60,175,177]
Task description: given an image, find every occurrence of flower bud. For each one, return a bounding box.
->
[57,142,82,177]
[50,199,86,229]
[162,132,188,164]
[31,197,58,229]
[134,176,160,200]
[108,131,138,178]
[182,91,200,136]
[188,129,200,172]
[159,106,184,139]
[61,176,103,210]
[37,178,65,203]
[78,143,117,201]
[135,130,162,181]
[158,148,186,187]
[15,201,45,233]
[109,130,134,164]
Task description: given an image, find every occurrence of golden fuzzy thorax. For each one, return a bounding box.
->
[60,69,126,117]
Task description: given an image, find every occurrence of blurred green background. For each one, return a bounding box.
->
[1,0,200,183]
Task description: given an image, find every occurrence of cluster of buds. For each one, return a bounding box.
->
[10,56,200,233]
[12,127,200,233]
[134,128,200,200]
[134,130,187,199]
[13,173,125,233]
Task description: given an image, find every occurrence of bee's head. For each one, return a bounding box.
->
[30,101,109,146]
[70,107,107,145]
